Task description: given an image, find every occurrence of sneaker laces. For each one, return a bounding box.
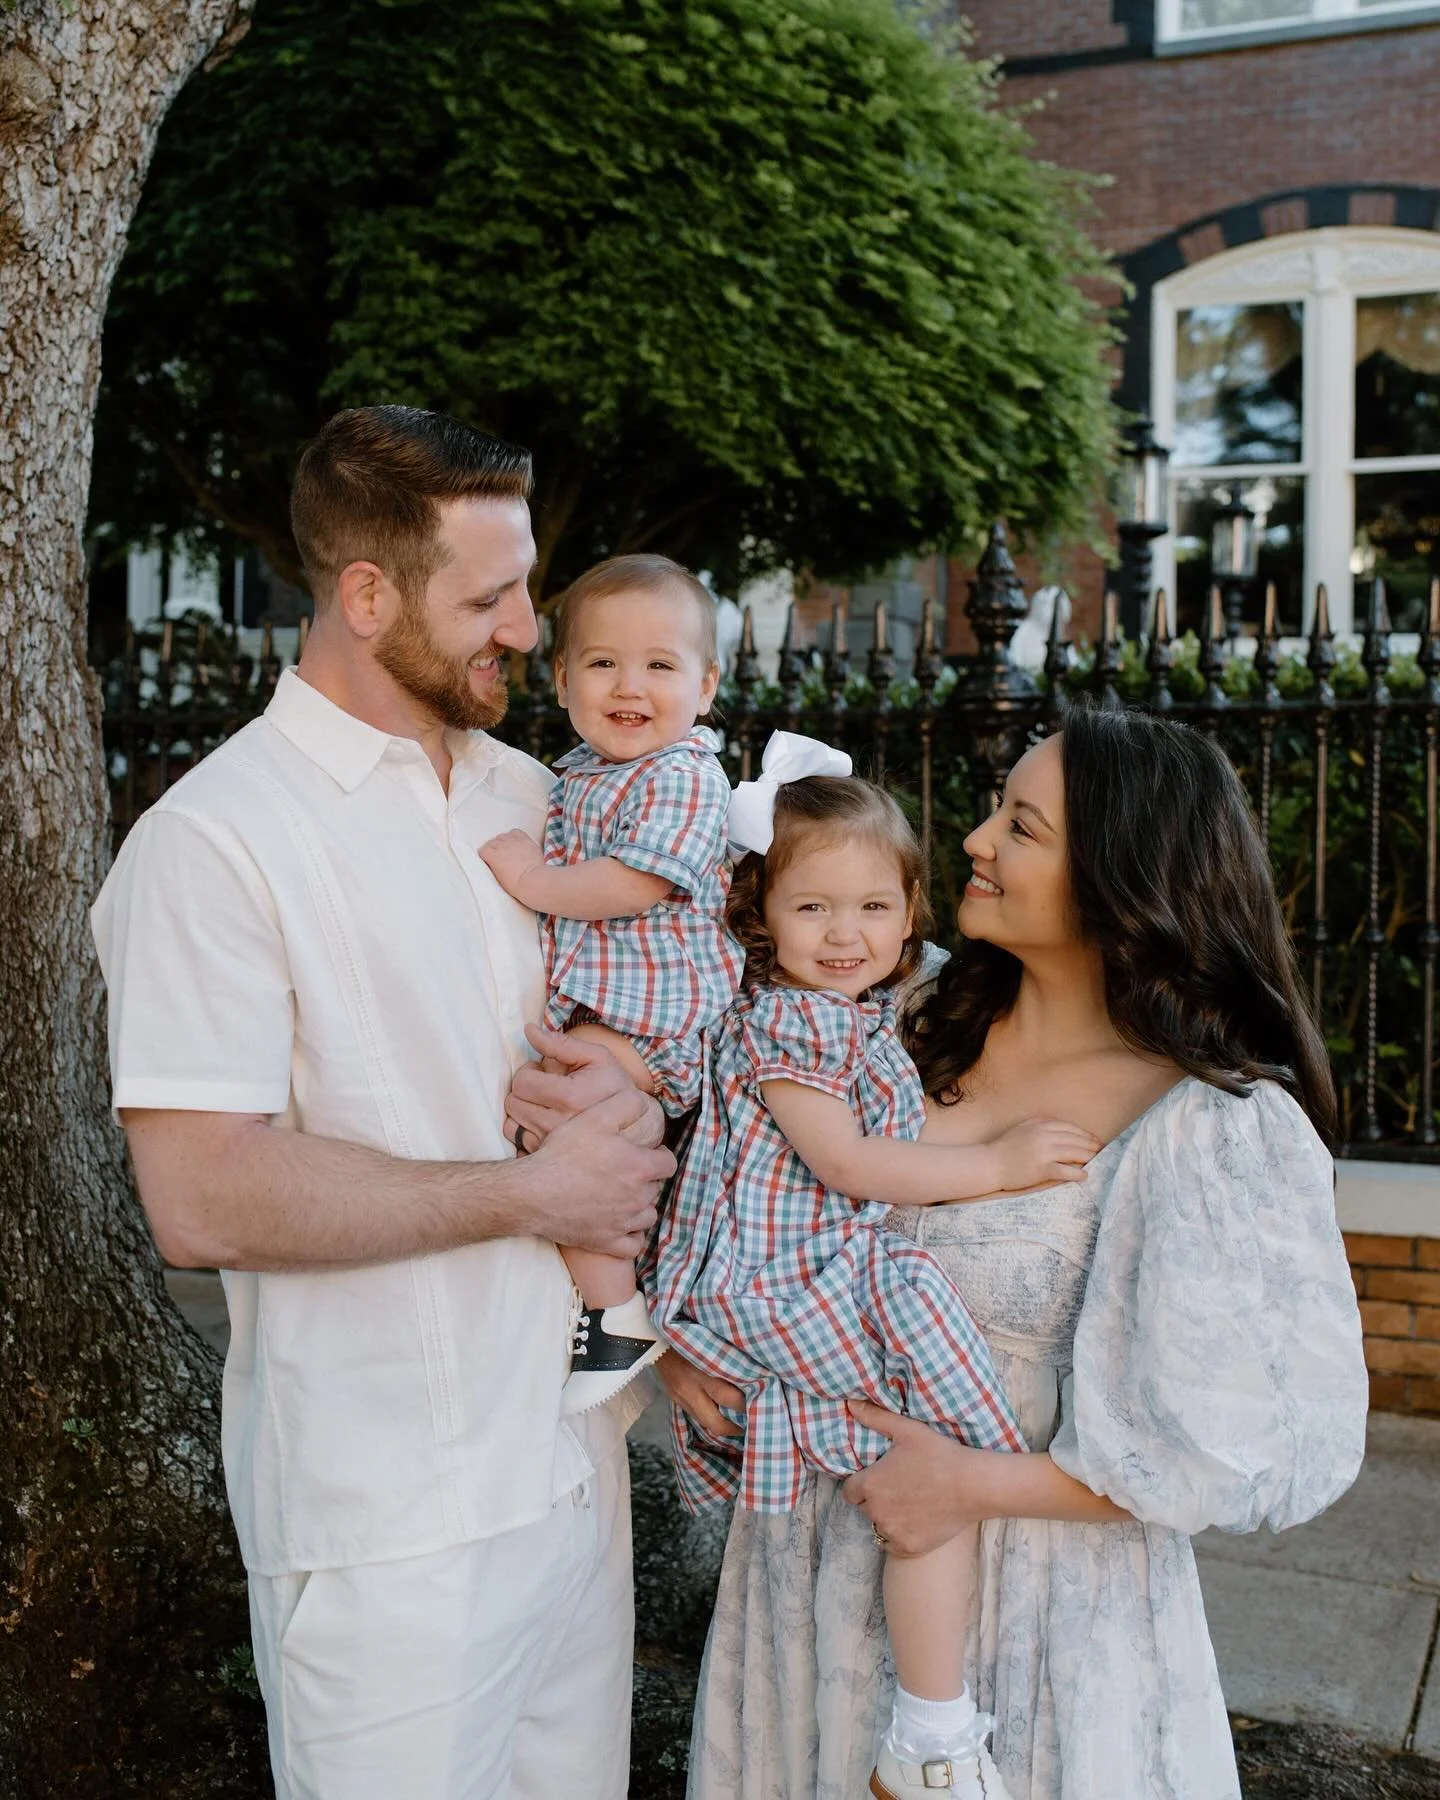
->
[567,1290,592,1358]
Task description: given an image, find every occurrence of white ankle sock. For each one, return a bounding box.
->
[885,1684,983,1761]
[601,1292,658,1341]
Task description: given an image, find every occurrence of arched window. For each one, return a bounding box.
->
[1150,227,1440,634]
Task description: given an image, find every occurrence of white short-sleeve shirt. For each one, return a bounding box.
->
[91,669,638,1576]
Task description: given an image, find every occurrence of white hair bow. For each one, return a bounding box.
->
[728,730,853,857]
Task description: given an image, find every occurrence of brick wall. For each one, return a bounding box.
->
[960,0,1127,61]
[931,6,1440,637]
[1345,1233,1440,1416]
[960,11,1440,258]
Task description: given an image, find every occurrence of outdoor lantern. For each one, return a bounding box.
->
[1115,417,1171,634]
[1211,492,1259,640]
[1116,417,1171,535]
[1211,493,1258,582]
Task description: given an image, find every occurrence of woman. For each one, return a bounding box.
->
[667,704,1368,1800]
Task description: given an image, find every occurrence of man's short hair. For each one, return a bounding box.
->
[291,406,533,604]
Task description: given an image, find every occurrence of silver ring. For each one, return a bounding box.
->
[872,1525,889,1550]
[514,1123,532,1156]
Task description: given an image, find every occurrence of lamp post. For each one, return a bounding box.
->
[1115,418,1171,638]
[1211,491,1258,641]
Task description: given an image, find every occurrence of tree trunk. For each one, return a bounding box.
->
[0,4,264,1794]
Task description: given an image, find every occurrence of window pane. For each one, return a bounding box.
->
[1355,292,1440,460]
[1171,0,1435,31]
[1173,474,1306,635]
[1180,0,1312,30]
[1174,303,1304,466]
[1353,470,1440,631]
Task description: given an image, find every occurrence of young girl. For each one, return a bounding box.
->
[648,735,1099,1800]
[480,554,745,1414]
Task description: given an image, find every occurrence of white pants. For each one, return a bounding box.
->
[248,1445,633,1800]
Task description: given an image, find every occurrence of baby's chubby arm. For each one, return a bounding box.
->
[479,830,673,920]
[761,1080,1099,1205]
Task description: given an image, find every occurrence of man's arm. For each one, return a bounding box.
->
[125,1087,673,1272]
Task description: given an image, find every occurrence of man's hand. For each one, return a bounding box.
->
[479,829,546,903]
[840,1398,992,1556]
[506,1025,666,1151]
[654,1350,745,1440]
[522,1088,674,1258]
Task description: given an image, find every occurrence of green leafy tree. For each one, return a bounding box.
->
[92,0,1115,594]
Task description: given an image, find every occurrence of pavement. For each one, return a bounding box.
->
[165,1269,1440,1775]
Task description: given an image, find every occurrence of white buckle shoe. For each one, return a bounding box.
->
[869,1740,1014,1799]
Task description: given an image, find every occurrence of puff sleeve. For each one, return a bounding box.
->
[740,988,866,1101]
[1048,1078,1367,1536]
[606,749,730,895]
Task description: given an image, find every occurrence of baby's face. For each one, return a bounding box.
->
[555,587,719,763]
[763,834,914,999]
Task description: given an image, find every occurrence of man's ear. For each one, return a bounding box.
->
[335,560,390,640]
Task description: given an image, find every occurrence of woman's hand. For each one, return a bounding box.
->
[842,1399,1129,1550]
[840,1400,998,1555]
[654,1349,745,1440]
[505,1025,666,1152]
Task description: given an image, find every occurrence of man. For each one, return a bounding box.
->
[91,406,675,1799]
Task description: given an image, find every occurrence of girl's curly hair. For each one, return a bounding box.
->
[725,775,933,991]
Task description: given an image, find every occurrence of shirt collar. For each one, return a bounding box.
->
[265,669,507,793]
[553,724,721,776]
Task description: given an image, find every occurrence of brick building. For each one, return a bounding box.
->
[958,0,1440,643]
[921,5,1440,1417]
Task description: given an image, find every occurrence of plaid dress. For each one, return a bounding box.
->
[542,727,744,1114]
[648,983,1025,1514]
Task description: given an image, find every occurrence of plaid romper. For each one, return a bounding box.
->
[648,982,1025,1514]
[542,727,745,1115]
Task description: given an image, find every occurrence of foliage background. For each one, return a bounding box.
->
[89,0,1117,594]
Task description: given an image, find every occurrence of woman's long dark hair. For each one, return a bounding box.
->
[909,701,1337,1144]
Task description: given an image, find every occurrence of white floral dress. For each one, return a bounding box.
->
[684,1077,1369,1800]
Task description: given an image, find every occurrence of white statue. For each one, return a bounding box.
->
[1007,584,1071,673]
[699,570,746,677]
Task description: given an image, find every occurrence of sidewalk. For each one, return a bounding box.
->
[1195,1411,1440,1755]
[165,1270,1440,1768]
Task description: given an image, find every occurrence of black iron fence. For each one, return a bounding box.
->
[100,524,1440,1161]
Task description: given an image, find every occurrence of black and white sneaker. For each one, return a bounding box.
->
[560,1292,666,1417]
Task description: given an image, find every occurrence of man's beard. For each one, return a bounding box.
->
[374,594,509,731]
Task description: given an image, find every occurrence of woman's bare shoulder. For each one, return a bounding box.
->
[923,1042,1182,1148]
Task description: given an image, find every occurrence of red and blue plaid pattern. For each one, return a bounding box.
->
[541,728,744,1109]
[647,983,1025,1514]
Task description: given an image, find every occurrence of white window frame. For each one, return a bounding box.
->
[1151,227,1440,634]
[1155,0,1440,53]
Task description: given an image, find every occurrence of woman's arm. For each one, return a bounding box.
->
[840,1399,1129,1556]
[479,829,672,919]
[761,1079,1097,1205]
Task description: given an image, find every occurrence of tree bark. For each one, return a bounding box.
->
[0,3,264,1794]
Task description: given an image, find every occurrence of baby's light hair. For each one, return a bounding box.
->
[725,776,933,990]
[551,553,718,668]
